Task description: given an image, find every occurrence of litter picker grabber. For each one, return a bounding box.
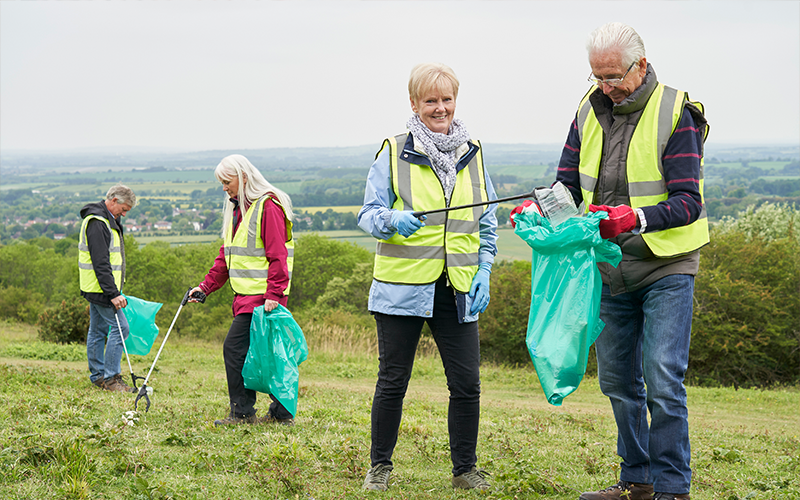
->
[134,287,206,412]
[411,187,546,219]
[114,309,145,389]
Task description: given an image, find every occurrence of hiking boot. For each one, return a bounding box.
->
[579,480,654,500]
[91,377,105,389]
[213,414,260,426]
[259,414,295,426]
[104,374,136,393]
[654,493,690,500]
[363,464,393,491]
[452,466,491,491]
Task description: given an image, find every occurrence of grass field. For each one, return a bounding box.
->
[0,321,797,500]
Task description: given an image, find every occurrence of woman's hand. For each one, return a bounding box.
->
[187,286,205,303]
[391,210,426,238]
[264,299,280,312]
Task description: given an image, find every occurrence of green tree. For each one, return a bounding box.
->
[478,260,532,365]
[288,234,373,310]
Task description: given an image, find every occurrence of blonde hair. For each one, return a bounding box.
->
[214,154,293,240]
[408,62,460,104]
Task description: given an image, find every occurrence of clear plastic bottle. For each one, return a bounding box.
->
[535,182,580,227]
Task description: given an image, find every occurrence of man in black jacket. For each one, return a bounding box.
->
[78,184,137,393]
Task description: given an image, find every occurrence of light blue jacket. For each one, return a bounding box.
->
[357,136,498,322]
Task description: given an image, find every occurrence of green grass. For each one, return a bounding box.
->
[0,320,797,499]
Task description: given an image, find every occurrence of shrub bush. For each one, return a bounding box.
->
[479,260,533,366]
[288,234,374,310]
[38,298,90,344]
[0,286,45,324]
[691,203,799,387]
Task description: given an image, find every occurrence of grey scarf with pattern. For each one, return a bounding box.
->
[406,114,471,202]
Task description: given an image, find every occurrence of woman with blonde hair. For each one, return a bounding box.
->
[357,63,498,491]
[189,154,295,426]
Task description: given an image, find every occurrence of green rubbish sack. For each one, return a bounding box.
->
[117,295,163,356]
[514,210,622,406]
[242,305,308,417]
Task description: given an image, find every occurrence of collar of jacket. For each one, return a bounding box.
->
[591,62,659,117]
[82,200,123,233]
[401,132,480,174]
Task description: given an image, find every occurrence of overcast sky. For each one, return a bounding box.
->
[1,1,798,153]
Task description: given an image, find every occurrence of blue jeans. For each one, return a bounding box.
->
[595,274,694,494]
[86,302,129,382]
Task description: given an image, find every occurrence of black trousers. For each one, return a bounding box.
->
[370,276,482,476]
[224,313,292,419]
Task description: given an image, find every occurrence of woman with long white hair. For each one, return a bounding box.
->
[189,154,295,426]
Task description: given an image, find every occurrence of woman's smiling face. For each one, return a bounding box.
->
[411,82,456,135]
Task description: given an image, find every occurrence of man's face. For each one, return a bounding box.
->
[589,49,647,104]
[108,198,133,217]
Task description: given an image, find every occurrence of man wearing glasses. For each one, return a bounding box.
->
[554,22,708,500]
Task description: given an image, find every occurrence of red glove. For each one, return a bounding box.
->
[589,204,637,239]
[510,200,541,228]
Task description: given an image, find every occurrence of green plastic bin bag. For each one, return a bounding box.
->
[116,295,163,356]
[513,210,622,406]
[242,304,309,417]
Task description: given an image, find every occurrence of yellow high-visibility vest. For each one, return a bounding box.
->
[372,133,488,293]
[78,215,123,293]
[224,196,294,296]
[576,84,709,257]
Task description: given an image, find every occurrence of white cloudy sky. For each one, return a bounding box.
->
[1,1,798,152]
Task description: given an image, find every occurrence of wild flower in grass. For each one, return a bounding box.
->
[122,411,140,427]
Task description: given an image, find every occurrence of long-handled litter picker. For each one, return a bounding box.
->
[114,309,145,390]
[411,187,546,219]
[134,287,205,411]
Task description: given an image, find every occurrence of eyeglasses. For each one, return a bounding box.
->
[588,61,638,87]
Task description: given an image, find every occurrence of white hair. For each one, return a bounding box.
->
[586,22,646,68]
[106,183,137,207]
[214,154,294,240]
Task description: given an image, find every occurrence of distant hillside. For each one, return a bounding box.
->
[2,142,797,173]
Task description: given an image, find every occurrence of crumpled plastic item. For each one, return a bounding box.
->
[514,210,622,405]
[242,304,308,417]
[118,295,163,356]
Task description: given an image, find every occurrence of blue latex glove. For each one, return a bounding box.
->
[391,210,426,238]
[468,262,492,315]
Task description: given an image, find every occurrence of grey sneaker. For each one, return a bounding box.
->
[213,414,260,427]
[363,464,393,491]
[104,374,135,393]
[579,480,654,500]
[452,467,490,491]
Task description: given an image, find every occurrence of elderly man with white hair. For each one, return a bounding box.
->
[552,22,709,500]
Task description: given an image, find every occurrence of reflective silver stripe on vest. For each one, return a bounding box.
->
[228,269,269,279]
[446,218,479,234]
[394,135,415,211]
[424,213,446,227]
[576,93,594,144]
[376,242,444,260]
[655,86,679,177]
[579,172,597,195]
[628,180,668,198]
[447,252,479,267]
